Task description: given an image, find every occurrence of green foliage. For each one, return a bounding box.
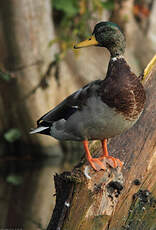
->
[6,174,23,186]
[4,128,21,143]
[101,0,114,11]
[53,0,79,17]
[0,69,11,82]
[51,0,115,58]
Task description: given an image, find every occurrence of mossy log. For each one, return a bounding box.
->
[47,58,156,230]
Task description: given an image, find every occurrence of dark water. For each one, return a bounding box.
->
[0,140,83,229]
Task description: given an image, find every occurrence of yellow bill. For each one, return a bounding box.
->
[74,35,99,49]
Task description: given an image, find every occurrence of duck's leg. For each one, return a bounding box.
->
[100,139,123,168]
[83,140,106,171]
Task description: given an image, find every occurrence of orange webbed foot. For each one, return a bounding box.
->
[101,139,123,169]
[83,140,123,173]
[99,155,123,169]
[88,157,106,171]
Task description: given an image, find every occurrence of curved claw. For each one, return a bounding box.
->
[83,140,123,172]
[101,139,123,169]
[88,157,106,171]
[116,158,123,167]
[102,156,123,168]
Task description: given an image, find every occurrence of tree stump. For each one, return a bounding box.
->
[47,59,156,230]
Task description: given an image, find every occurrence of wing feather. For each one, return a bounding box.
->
[37,80,102,126]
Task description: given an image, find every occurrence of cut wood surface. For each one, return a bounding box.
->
[47,59,156,230]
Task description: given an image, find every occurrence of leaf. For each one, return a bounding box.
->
[53,0,78,17]
[48,38,59,47]
[4,128,21,143]
[6,174,23,186]
[0,70,11,82]
[101,0,114,11]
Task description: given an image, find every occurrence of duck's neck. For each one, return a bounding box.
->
[111,55,124,62]
[106,55,131,79]
[106,31,126,58]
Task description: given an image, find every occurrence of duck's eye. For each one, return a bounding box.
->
[88,38,91,40]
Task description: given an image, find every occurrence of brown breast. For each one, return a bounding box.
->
[98,58,146,120]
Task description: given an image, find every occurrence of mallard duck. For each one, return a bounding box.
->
[30,22,146,171]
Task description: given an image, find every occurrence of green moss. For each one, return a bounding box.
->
[65,174,82,184]
[123,190,156,230]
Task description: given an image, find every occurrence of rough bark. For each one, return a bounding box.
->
[0,0,56,151]
[0,0,80,228]
[47,62,156,229]
[0,0,81,154]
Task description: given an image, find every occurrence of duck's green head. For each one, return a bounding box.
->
[74,21,126,57]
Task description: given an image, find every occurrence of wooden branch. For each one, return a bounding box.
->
[47,59,156,230]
